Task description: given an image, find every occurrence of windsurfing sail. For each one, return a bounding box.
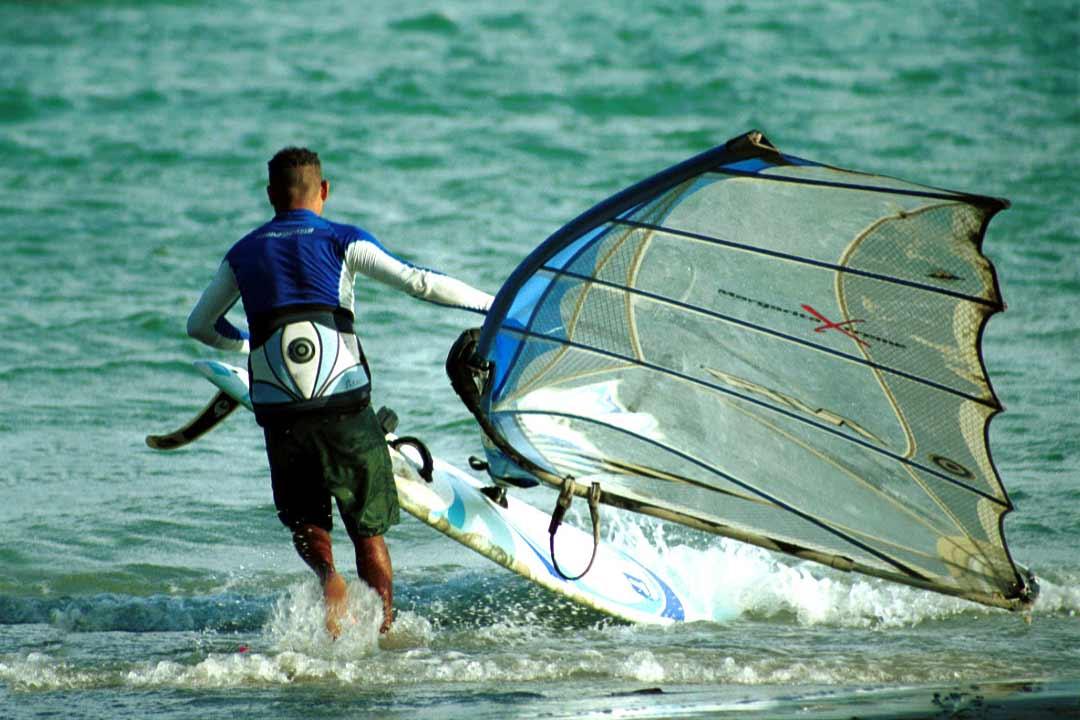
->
[448,131,1036,611]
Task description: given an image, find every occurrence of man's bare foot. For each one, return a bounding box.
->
[323,572,348,639]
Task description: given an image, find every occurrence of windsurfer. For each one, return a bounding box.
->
[186,147,493,636]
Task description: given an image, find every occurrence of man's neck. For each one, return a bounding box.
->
[275,204,321,216]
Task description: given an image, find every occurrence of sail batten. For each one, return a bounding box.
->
[715,165,1010,207]
[611,218,1003,308]
[496,338,1009,506]
[449,131,1035,610]
[500,409,968,582]
[526,266,1003,408]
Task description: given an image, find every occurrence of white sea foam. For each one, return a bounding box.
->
[0,610,1043,694]
[0,651,100,691]
[1026,573,1080,616]
[2,555,1075,694]
[596,508,1066,628]
[0,645,1003,692]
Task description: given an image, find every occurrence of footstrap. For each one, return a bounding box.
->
[389,436,434,483]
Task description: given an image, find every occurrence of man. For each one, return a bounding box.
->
[187,147,493,637]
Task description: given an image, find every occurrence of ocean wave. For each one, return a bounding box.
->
[0,593,269,633]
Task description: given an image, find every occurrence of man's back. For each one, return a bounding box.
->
[227,209,371,324]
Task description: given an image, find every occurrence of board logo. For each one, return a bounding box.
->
[801,304,870,348]
[714,287,906,350]
[930,454,974,479]
[624,572,657,602]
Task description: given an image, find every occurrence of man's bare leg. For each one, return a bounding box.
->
[292,523,348,638]
[352,534,393,633]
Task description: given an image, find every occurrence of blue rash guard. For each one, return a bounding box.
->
[188,209,493,424]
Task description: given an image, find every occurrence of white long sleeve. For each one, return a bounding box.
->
[186,261,250,352]
[345,239,494,313]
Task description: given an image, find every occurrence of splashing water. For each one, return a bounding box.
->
[591,507,1076,628]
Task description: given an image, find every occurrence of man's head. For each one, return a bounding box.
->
[267,147,329,214]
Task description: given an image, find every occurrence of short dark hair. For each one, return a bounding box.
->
[267,147,322,206]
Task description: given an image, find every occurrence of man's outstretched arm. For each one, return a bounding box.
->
[346,239,494,313]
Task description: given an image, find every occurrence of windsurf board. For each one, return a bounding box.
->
[151,359,694,625]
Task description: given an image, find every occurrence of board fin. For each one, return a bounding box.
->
[375,406,399,434]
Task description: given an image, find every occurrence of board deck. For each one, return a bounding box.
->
[187,359,693,624]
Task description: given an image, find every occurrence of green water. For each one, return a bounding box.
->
[1,1,1077,718]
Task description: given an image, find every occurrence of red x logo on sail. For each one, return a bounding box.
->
[801,304,870,348]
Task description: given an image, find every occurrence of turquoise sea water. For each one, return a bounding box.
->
[1,1,1077,718]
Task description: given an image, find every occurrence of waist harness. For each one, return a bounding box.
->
[248,308,371,424]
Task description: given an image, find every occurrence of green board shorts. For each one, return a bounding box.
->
[263,405,400,538]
